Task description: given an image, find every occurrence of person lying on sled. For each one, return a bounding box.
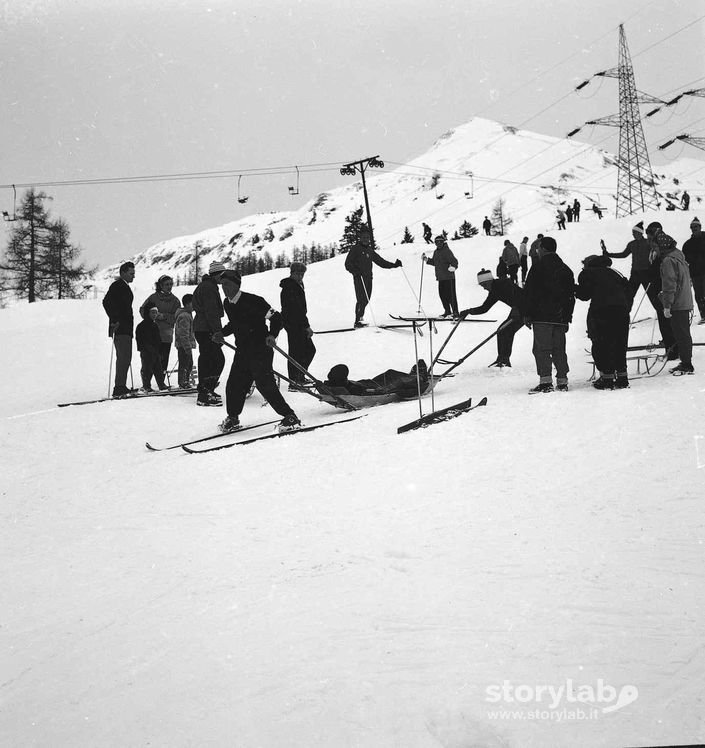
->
[322,360,429,397]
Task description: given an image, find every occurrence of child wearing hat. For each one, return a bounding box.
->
[135,304,168,392]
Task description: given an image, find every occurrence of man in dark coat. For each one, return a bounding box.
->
[482,216,492,236]
[213,271,300,433]
[280,262,316,390]
[135,304,167,392]
[523,236,575,393]
[575,255,632,389]
[682,216,705,323]
[102,261,135,397]
[344,225,401,327]
[602,221,674,354]
[192,261,227,406]
[460,268,526,367]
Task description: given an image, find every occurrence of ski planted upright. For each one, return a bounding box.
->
[181,414,367,454]
[146,418,281,451]
[397,396,487,434]
[58,388,198,408]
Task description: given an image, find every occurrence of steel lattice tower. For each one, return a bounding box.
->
[615,24,659,217]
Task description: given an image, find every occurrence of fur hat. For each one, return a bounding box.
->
[632,221,644,236]
[477,268,494,284]
[691,216,701,230]
[208,261,227,277]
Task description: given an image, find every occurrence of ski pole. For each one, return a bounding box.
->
[271,368,348,409]
[108,331,115,398]
[268,341,358,411]
[431,315,464,369]
[440,319,512,376]
[418,257,425,314]
[411,321,424,419]
[630,284,649,326]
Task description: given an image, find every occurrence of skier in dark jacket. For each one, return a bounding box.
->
[280,262,316,390]
[523,236,575,393]
[422,222,433,244]
[423,235,459,317]
[603,221,675,356]
[135,304,167,392]
[575,255,632,389]
[460,269,526,367]
[102,261,135,397]
[482,216,492,236]
[192,261,227,406]
[344,225,401,327]
[212,270,301,433]
[682,216,705,323]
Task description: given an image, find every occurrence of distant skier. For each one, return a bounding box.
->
[523,236,575,393]
[102,261,136,398]
[682,216,705,323]
[501,239,521,284]
[459,268,526,368]
[647,222,694,375]
[212,270,302,432]
[423,235,459,318]
[422,222,433,244]
[344,225,402,328]
[280,262,316,390]
[681,191,690,211]
[566,204,574,223]
[483,216,492,236]
[573,198,581,222]
[602,221,674,356]
[592,204,603,219]
[556,209,567,230]
[575,255,631,390]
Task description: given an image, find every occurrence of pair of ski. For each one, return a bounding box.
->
[58,387,198,408]
[146,413,366,454]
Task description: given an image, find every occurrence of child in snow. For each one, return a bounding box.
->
[174,293,197,389]
[135,304,167,392]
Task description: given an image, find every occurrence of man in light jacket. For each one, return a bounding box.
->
[423,235,459,317]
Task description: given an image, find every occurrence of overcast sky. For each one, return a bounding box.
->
[1,0,704,268]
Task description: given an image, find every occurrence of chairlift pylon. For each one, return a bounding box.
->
[237,175,249,204]
[288,166,300,196]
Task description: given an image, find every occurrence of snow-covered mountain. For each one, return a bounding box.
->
[96,117,705,288]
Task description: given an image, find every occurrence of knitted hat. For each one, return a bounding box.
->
[632,221,644,236]
[691,216,701,230]
[149,304,159,311]
[290,261,307,273]
[477,268,494,284]
[208,261,227,276]
[434,235,445,243]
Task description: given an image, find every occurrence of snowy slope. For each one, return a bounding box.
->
[94,117,705,290]
[2,209,705,747]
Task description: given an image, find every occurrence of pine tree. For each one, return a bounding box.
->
[400,226,414,244]
[490,198,513,236]
[339,206,366,254]
[458,220,479,239]
[0,189,89,302]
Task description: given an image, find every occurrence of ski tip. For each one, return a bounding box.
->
[477,396,488,406]
[181,444,197,454]
[145,442,158,451]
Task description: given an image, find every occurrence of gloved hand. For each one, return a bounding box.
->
[421,253,427,261]
[663,307,672,318]
[109,322,120,334]
[265,335,277,347]
[395,259,402,267]
[306,326,314,338]
[523,317,532,329]
[448,266,456,272]
[211,331,224,344]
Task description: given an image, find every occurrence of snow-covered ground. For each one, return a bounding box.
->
[2,211,705,747]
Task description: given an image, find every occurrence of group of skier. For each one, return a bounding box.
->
[102,215,702,431]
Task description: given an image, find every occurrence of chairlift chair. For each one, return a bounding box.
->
[288,166,300,196]
[237,175,249,204]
